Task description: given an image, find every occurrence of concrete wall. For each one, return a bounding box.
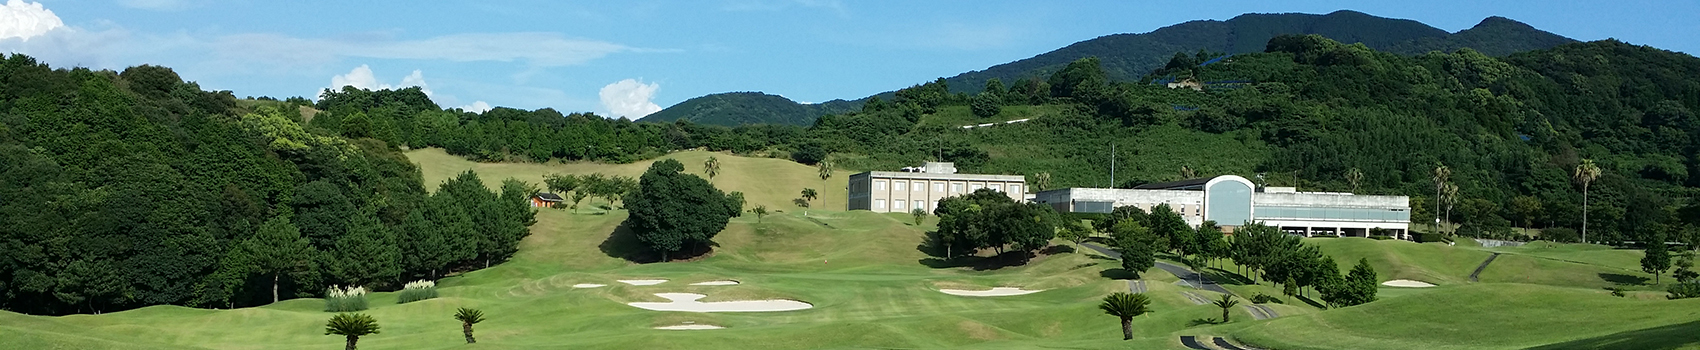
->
[849,171,1024,213]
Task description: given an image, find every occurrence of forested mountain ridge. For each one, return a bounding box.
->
[639,91,860,126]
[651,10,1573,127]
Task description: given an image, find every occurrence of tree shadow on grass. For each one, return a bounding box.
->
[1201,268,1254,286]
[1523,321,1700,350]
[1599,273,1650,285]
[1188,318,1222,327]
[919,252,1036,271]
[1292,294,1327,309]
[1099,268,1139,280]
[597,221,715,263]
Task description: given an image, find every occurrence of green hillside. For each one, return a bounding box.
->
[641,92,863,126]
[647,11,1572,127]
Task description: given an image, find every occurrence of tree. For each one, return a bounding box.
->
[1510,195,1544,231]
[750,205,769,223]
[1340,258,1379,307]
[971,93,1001,118]
[624,159,741,261]
[542,173,580,197]
[454,307,485,344]
[325,313,380,350]
[1575,159,1602,243]
[703,156,720,183]
[243,216,315,304]
[1644,229,1672,284]
[816,159,833,208]
[911,208,927,226]
[1146,204,1191,255]
[1674,251,1698,283]
[1345,167,1364,193]
[1441,183,1460,236]
[801,188,818,206]
[1211,294,1239,323]
[1099,292,1152,340]
[1432,164,1451,233]
[1119,241,1156,279]
[1032,172,1052,192]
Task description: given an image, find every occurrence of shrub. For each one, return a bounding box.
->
[1250,293,1284,304]
[1668,282,1700,300]
[1369,235,1393,240]
[1541,227,1579,243]
[397,280,438,304]
[325,285,369,312]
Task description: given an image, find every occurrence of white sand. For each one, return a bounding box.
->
[938,287,1044,297]
[690,280,740,286]
[1381,279,1437,288]
[628,293,813,312]
[571,283,606,288]
[618,279,669,286]
[655,324,725,330]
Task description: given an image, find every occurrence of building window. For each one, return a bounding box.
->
[894,200,906,210]
[895,181,906,191]
[990,184,1003,192]
[934,183,945,192]
[951,183,963,193]
[914,181,924,191]
[875,180,886,191]
[1008,184,1021,194]
[970,183,983,191]
[875,199,886,209]
[914,200,924,211]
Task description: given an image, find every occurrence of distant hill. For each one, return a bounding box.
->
[653,10,1575,126]
[639,92,861,126]
[942,10,1575,95]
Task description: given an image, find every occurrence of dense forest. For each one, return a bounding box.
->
[0,55,534,315]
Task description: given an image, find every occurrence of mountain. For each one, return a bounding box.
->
[651,10,1575,127]
[941,10,1575,95]
[640,92,861,126]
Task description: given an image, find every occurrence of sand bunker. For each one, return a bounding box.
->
[690,280,740,286]
[618,279,669,286]
[628,293,813,312]
[572,283,605,288]
[938,287,1045,297]
[1381,279,1437,288]
[655,324,724,330]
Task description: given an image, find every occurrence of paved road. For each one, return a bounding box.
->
[1213,337,1255,350]
[1128,279,1147,293]
[1243,304,1278,320]
[1083,243,1234,295]
[1179,336,1212,350]
[1470,253,1502,282]
[1180,291,1210,305]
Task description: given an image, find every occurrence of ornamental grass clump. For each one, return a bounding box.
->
[397,280,438,304]
[324,285,369,312]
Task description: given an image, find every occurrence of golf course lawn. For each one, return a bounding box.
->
[2,148,1698,349]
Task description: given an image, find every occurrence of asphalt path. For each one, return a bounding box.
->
[1082,243,1234,295]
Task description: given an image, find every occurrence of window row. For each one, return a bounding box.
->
[871,180,1019,195]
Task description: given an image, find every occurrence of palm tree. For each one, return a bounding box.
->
[817,159,834,208]
[1442,183,1459,236]
[1033,172,1052,192]
[1345,167,1364,194]
[324,313,380,350]
[1211,294,1239,323]
[703,156,720,183]
[454,307,485,344]
[1432,165,1451,234]
[1575,159,1601,244]
[801,188,818,206]
[1099,292,1152,340]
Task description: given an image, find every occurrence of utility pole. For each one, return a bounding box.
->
[1110,143,1116,188]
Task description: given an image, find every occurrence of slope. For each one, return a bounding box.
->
[641,92,863,127]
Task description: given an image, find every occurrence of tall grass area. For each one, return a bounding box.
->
[323,285,369,312]
[396,280,438,304]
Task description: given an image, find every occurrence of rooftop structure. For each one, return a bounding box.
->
[1035,175,1411,239]
[847,162,1025,213]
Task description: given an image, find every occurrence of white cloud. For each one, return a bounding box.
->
[323,64,432,98]
[0,0,63,41]
[600,79,662,119]
[209,32,642,71]
[458,101,492,113]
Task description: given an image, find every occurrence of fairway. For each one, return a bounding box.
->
[4,150,1699,349]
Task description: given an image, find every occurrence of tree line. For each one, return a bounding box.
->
[0,56,534,315]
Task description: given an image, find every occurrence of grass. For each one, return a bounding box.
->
[4,150,1699,349]
[407,148,848,212]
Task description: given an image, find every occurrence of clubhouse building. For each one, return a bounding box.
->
[847,162,1025,213]
[1033,175,1412,239]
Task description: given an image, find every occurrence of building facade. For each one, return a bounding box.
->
[1034,175,1411,239]
[847,162,1026,213]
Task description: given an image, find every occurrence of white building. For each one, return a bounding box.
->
[1033,175,1411,239]
[847,162,1025,213]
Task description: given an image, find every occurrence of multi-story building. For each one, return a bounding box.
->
[1034,175,1412,239]
[847,162,1026,213]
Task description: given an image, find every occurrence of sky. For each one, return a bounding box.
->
[1,0,1696,119]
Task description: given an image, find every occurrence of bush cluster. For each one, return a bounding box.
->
[1250,293,1284,304]
[397,280,439,304]
[325,285,369,312]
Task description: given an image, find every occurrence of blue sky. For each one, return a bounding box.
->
[2,0,1696,119]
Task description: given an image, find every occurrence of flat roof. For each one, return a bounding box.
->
[1132,178,1213,190]
[855,171,1025,182]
